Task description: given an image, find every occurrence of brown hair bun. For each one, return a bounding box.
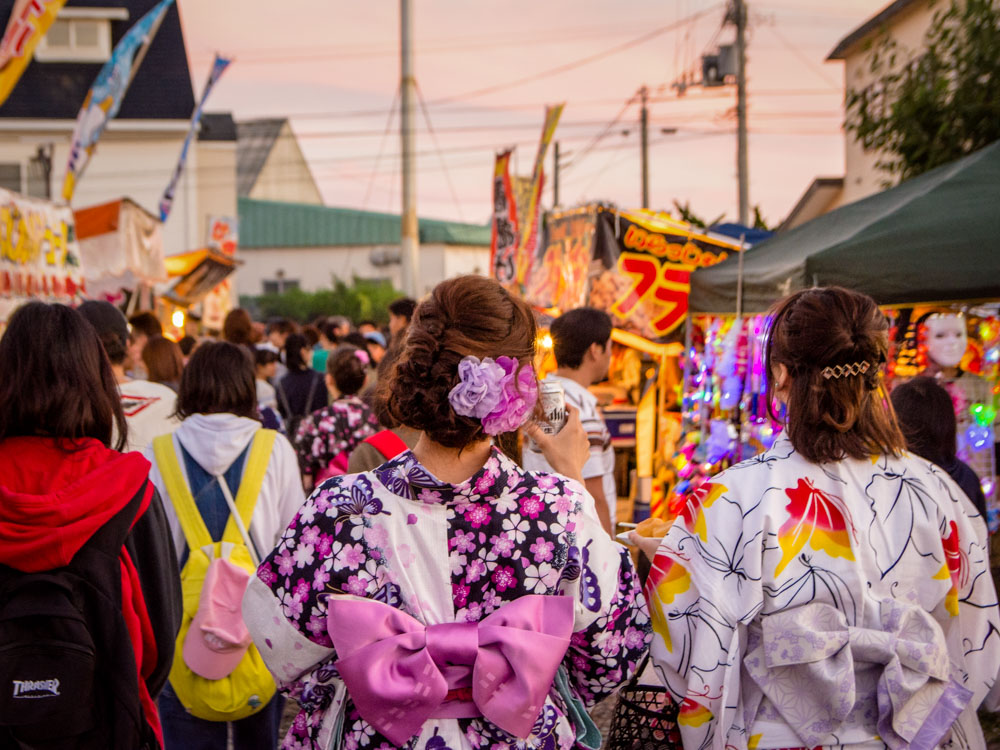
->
[379,275,537,448]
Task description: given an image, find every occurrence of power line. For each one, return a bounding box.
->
[362,85,399,209]
[424,3,725,106]
[560,93,639,171]
[415,80,465,222]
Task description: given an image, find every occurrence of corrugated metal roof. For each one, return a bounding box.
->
[239,197,490,248]
[236,119,285,196]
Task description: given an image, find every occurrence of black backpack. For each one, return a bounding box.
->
[0,482,159,750]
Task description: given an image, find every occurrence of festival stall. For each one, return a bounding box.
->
[514,204,745,522]
[162,246,239,336]
[682,140,1000,524]
[0,187,85,326]
[74,198,167,310]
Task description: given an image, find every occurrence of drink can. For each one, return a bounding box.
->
[538,380,567,435]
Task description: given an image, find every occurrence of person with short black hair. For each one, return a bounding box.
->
[143,341,305,749]
[522,307,616,534]
[388,297,416,342]
[178,335,198,360]
[127,310,164,380]
[891,376,987,518]
[635,287,1000,749]
[79,300,179,452]
[276,332,326,439]
[0,301,181,747]
[293,345,379,490]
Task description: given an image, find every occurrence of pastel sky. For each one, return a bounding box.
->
[177,0,882,227]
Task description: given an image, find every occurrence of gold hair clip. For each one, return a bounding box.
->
[821,361,871,380]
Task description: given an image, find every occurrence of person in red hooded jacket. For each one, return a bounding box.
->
[0,301,181,748]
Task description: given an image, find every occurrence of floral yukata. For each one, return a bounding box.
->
[244,446,650,750]
[294,396,380,479]
[646,434,1000,750]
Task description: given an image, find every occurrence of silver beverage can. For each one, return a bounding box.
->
[538,380,567,435]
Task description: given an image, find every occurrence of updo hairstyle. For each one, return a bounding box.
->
[380,275,537,448]
[765,286,905,463]
[328,345,368,396]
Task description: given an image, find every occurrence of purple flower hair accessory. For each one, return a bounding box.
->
[448,355,539,435]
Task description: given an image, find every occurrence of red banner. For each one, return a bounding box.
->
[489,150,519,289]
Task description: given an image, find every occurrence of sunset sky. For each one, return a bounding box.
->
[177,0,883,227]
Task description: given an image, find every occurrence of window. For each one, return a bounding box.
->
[35,9,122,63]
[0,164,22,193]
[262,279,300,295]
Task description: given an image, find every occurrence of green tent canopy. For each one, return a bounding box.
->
[689,140,1000,314]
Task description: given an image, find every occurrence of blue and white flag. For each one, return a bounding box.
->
[158,54,231,221]
[62,0,174,202]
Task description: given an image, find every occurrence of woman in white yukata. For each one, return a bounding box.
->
[633,287,1000,750]
[244,275,651,750]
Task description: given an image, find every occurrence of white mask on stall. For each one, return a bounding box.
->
[925,314,968,369]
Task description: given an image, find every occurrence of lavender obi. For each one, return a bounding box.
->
[744,599,973,750]
[326,594,575,745]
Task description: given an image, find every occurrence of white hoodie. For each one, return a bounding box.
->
[143,413,306,561]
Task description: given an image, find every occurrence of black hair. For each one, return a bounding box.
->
[0,302,127,451]
[890,376,957,466]
[328,346,368,396]
[284,332,312,372]
[388,297,417,320]
[550,307,612,369]
[175,341,258,421]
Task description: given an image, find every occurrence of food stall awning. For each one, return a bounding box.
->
[689,139,1000,314]
[74,198,167,297]
[162,248,240,307]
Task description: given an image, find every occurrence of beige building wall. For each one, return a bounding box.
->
[194,140,238,245]
[834,2,936,207]
[248,121,322,205]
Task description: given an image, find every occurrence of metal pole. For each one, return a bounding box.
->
[639,86,649,209]
[400,0,420,297]
[735,0,749,225]
[735,233,746,319]
[553,141,560,209]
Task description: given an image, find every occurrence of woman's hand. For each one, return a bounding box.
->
[627,531,664,561]
[523,404,589,483]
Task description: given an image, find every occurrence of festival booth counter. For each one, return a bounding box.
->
[162,247,240,336]
[74,198,167,311]
[504,204,745,524]
[0,187,85,327]
[681,140,1000,529]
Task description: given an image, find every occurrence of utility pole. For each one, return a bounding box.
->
[734,0,749,225]
[639,86,649,209]
[399,0,420,297]
[552,141,560,208]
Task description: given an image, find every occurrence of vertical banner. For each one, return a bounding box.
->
[206,215,238,255]
[159,54,231,221]
[489,149,519,288]
[0,0,67,106]
[62,0,174,202]
[515,103,564,288]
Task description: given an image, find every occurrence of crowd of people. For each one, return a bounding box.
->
[0,278,998,750]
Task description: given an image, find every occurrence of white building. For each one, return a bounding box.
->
[237,198,490,298]
[0,0,237,257]
[782,0,936,229]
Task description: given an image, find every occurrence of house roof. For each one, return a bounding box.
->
[0,0,195,119]
[779,177,845,231]
[238,197,491,249]
[827,0,923,60]
[236,118,285,196]
[198,112,237,142]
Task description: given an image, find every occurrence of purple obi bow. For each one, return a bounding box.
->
[744,600,973,750]
[327,594,575,745]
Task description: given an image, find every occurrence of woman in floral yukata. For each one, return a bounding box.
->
[294,345,381,490]
[632,287,1000,750]
[245,274,651,750]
